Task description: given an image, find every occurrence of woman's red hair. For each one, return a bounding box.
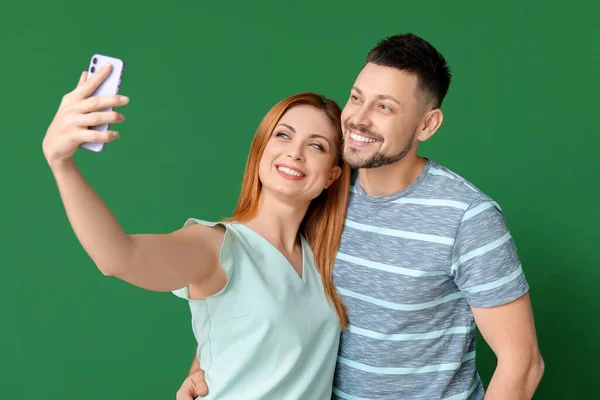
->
[223,92,350,329]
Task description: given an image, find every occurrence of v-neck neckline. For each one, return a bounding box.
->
[235,223,306,282]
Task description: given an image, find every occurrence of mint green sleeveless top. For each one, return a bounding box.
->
[172,218,341,400]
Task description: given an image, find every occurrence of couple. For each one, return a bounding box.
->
[43,33,544,399]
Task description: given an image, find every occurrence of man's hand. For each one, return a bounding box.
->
[176,369,208,400]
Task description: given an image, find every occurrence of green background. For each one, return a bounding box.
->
[2,0,598,398]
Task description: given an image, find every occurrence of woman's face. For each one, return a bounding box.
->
[258,105,342,204]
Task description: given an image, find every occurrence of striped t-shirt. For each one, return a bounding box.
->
[332,159,529,400]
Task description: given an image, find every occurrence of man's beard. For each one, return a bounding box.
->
[342,124,416,169]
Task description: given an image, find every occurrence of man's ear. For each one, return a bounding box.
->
[417,108,444,142]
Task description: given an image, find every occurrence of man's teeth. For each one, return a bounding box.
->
[278,166,304,177]
[350,132,377,143]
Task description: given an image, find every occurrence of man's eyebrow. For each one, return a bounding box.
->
[352,86,403,107]
[376,94,402,106]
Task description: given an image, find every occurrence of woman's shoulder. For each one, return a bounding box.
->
[172,218,240,301]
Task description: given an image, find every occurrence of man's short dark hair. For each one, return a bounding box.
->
[366,33,451,109]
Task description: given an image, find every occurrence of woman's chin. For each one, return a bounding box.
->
[262,185,316,206]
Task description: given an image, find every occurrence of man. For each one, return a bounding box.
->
[177,33,544,399]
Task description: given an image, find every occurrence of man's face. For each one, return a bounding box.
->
[340,62,425,169]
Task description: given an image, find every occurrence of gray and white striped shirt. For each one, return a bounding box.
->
[332,159,529,400]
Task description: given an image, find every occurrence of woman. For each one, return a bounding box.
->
[42,64,351,399]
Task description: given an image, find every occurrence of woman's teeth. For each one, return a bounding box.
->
[278,166,304,177]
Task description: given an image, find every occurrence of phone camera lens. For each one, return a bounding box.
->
[90,66,95,73]
[93,57,98,64]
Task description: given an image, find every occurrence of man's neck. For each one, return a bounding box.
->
[358,155,428,197]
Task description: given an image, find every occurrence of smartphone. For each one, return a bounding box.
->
[80,54,125,152]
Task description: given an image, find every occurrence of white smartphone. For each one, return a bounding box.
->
[80,54,125,152]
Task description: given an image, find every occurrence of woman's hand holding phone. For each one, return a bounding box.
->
[42,63,129,169]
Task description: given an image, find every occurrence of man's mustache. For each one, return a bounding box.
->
[344,122,382,141]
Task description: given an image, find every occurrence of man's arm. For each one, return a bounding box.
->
[450,196,544,398]
[472,293,544,399]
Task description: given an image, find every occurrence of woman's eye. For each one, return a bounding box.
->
[276,132,290,139]
[310,143,325,151]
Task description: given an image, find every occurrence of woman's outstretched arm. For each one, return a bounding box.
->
[44,64,222,292]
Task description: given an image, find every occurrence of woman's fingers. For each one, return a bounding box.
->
[78,129,120,144]
[75,110,126,127]
[71,63,113,100]
[42,66,125,165]
[72,94,129,114]
[76,71,88,88]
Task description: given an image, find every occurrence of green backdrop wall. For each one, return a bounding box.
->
[2,0,598,398]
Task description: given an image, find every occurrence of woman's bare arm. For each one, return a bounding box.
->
[50,160,223,292]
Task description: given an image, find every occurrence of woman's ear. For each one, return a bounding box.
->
[325,165,342,189]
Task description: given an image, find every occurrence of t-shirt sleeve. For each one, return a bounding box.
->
[172,218,236,301]
[451,196,529,308]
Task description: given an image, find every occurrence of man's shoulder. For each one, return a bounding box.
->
[421,160,495,207]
